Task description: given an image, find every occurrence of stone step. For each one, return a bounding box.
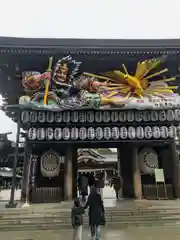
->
[1,203,180,232]
[1,211,180,221]
[0,219,180,232]
[0,214,180,226]
[2,203,180,212]
[1,210,180,219]
[0,218,171,225]
[1,211,180,220]
[2,208,180,216]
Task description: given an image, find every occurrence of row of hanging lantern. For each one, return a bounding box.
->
[21,109,180,124]
[27,125,180,141]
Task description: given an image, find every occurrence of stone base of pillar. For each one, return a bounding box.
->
[5,203,18,208]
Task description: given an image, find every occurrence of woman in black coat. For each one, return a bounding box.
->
[84,186,105,240]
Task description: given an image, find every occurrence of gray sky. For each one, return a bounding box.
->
[0,0,179,141]
[0,0,179,39]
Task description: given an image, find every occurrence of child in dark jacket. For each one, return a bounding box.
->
[71,198,85,240]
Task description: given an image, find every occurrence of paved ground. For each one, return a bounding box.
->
[1,226,180,240]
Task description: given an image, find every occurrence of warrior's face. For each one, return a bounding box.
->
[55,63,68,83]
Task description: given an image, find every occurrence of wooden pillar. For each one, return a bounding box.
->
[64,145,73,201]
[170,141,180,198]
[117,148,121,176]
[72,148,78,199]
[20,142,31,203]
[132,147,142,199]
[6,118,20,208]
[104,170,107,182]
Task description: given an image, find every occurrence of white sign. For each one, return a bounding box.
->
[155,169,165,183]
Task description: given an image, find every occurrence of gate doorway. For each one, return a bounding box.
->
[76,148,118,199]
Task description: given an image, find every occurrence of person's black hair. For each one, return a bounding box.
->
[74,198,80,207]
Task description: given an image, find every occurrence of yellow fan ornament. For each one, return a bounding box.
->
[85,56,177,103]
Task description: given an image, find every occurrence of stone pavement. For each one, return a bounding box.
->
[0,226,180,240]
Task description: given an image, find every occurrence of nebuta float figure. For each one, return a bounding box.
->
[19,55,118,109]
[19,55,179,110]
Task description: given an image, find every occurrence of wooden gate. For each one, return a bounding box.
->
[31,187,63,203]
[142,184,174,199]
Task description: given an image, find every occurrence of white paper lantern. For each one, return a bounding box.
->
[103,111,110,123]
[152,126,160,139]
[168,125,177,138]
[160,126,169,138]
[111,127,120,140]
[111,111,119,122]
[166,110,175,121]
[143,111,151,122]
[63,111,70,123]
[46,112,54,123]
[86,111,94,123]
[38,112,46,123]
[29,111,38,123]
[79,127,87,140]
[119,112,126,122]
[150,111,159,121]
[136,126,144,139]
[71,127,79,140]
[28,128,37,140]
[79,112,86,123]
[174,110,180,121]
[127,111,134,122]
[127,127,136,139]
[54,128,62,140]
[55,112,62,123]
[62,127,71,140]
[95,127,103,140]
[61,127,70,140]
[95,111,103,123]
[104,127,111,140]
[87,127,95,140]
[120,127,128,139]
[21,111,29,123]
[36,128,45,140]
[46,128,54,140]
[135,111,143,122]
[159,110,166,121]
[167,100,173,109]
[144,126,153,139]
[159,101,165,109]
[71,111,78,123]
